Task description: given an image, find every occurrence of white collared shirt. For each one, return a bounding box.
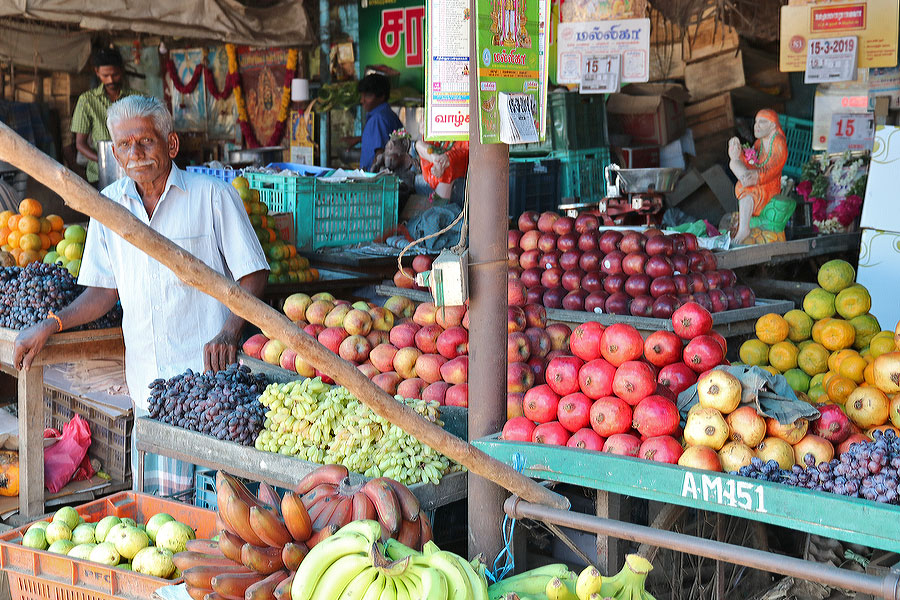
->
[79,165,270,411]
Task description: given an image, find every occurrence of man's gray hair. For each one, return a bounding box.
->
[107,95,174,139]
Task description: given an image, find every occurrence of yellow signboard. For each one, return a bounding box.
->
[780,0,898,72]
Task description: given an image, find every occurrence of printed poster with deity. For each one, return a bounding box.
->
[236,47,290,146]
[475,0,542,144]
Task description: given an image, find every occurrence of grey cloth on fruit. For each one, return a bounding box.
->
[406,204,464,252]
[677,365,820,424]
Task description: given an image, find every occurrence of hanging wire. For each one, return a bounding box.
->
[486,452,526,583]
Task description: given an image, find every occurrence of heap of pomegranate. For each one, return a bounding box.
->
[508,210,755,316]
[502,302,728,466]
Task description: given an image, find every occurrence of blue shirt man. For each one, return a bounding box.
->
[358,74,404,171]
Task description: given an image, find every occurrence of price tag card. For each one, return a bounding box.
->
[499,92,539,145]
[827,112,875,153]
[580,54,619,94]
[557,19,650,85]
[805,36,859,83]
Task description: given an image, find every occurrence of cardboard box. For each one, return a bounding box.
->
[685,93,734,140]
[606,84,688,146]
[270,212,296,247]
[615,146,661,168]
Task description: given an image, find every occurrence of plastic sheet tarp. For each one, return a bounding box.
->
[0,0,314,47]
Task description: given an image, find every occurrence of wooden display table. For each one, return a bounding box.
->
[714,232,861,270]
[0,327,124,518]
[134,417,467,511]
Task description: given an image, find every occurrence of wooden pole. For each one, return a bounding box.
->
[466,0,511,561]
[0,120,569,511]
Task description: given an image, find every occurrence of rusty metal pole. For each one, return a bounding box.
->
[467,0,511,562]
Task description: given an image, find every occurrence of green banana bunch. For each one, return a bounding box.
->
[599,555,656,600]
[575,566,603,600]
[487,564,577,600]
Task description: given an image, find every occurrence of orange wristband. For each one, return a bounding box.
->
[46,311,62,333]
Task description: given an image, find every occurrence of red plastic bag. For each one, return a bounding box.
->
[43,414,92,493]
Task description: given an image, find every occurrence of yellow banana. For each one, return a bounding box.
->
[453,552,489,600]
[392,574,413,600]
[418,552,471,600]
[362,573,386,600]
[310,554,371,600]
[546,577,578,600]
[342,566,380,600]
[291,533,370,600]
[337,520,383,545]
[379,577,397,600]
[575,566,603,600]
[416,565,449,600]
[488,564,576,600]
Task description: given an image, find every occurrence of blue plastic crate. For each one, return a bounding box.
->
[246,172,399,251]
[186,165,243,183]
[194,469,271,511]
[778,114,814,180]
[552,147,611,203]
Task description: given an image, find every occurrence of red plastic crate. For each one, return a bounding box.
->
[0,492,215,600]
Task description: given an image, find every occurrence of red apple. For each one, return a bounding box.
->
[557,232,579,252]
[649,276,676,298]
[414,324,443,354]
[422,381,451,405]
[508,249,523,269]
[397,377,427,399]
[687,251,706,272]
[304,323,325,338]
[575,213,600,234]
[393,346,422,379]
[585,291,608,313]
[624,274,651,298]
[413,302,438,326]
[553,216,575,236]
[651,295,678,319]
[507,393,525,419]
[525,326,551,358]
[562,290,587,311]
[541,268,563,289]
[445,383,468,407]
[367,330,391,348]
[708,288,728,313]
[537,211,560,233]
[538,232,559,253]
[279,348,298,372]
[578,250,602,272]
[357,362,379,379]
[338,334,372,363]
[412,255,434,273]
[519,249,541,270]
[372,371,402,394]
[545,323,571,351]
[521,267,543,288]
[559,250,583,272]
[542,287,566,309]
[577,231,599,252]
[645,255,674,278]
[672,274,690,296]
[370,343,399,372]
[645,235,674,256]
[598,230,624,254]
[508,332,532,363]
[526,286,546,305]
[317,327,349,354]
[520,230,541,252]
[389,322,420,348]
[622,252,649,275]
[508,278,528,307]
[562,269,585,292]
[671,253,689,274]
[581,271,605,294]
[507,306,527,333]
[242,333,268,360]
[435,305,467,329]
[619,231,646,254]
[415,353,448,384]
[508,230,524,250]
[528,356,546,385]
[688,272,708,293]
[603,273,627,295]
[735,285,755,308]
[440,356,468,384]
[601,251,625,275]
[523,303,547,328]
[629,295,654,317]
[540,251,561,270]
[507,361,535,393]
[436,326,469,359]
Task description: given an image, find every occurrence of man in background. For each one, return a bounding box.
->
[357,73,403,171]
[71,47,139,185]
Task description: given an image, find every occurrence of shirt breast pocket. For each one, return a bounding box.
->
[161,235,216,286]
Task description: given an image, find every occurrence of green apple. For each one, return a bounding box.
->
[95,516,121,543]
[132,546,175,579]
[155,521,195,554]
[22,528,47,550]
[89,542,120,566]
[45,522,71,545]
[67,543,96,560]
[145,513,175,544]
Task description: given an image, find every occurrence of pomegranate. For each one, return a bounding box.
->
[600,323,644,367]
[632,395,680,437]
[501,416,536,442]
[523,384,561,423]
[566,428,605,452]
[570,322,606,362]
[557,393,593,433]
[545,355,585,396]
[697,369,741,413]
[578,358,616,399]
[683,335,725,373]
[658,362,698,395]
[589,396,633,437]
[837,433,870,456]
[766,417,808,445]
[672,302,713,339]
[678,445,721,471]
[532,421,571,446]
[613,361,657,406]
[684,407,729,450]
[755,437,795,469]
[726,406,766,447]
[718,442,755,472]
[793,434,835,466]
[812,403,852,444]
[639,436,684,464]
[708,331,727,354]
[643,331,683,367]
[602,433,642,457]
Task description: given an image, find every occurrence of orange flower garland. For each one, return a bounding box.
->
[228,44,298,148]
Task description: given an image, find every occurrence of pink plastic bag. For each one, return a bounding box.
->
[43,414,92,493]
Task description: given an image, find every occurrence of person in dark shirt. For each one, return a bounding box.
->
[357,74,403,171]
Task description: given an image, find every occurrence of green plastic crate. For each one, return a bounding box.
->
[778,114,814,180]
[246,172,399,251]
[553,147,611,203]
[548,92,609,152]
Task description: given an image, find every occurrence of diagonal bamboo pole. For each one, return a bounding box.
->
[0,121,569,511]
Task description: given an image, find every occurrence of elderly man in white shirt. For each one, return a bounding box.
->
[14,95,270,494]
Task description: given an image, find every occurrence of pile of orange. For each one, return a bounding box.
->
[739,260,897,408]
[0,199,64,266]
[231,176,320,285]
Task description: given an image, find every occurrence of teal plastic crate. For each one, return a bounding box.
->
[186,165,242,183]
[553,147,611,203]
[778,114,814,180]
[246,172,399,251]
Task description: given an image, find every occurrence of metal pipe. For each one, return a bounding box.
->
[505,496,900,600]
[467,0,511,561]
